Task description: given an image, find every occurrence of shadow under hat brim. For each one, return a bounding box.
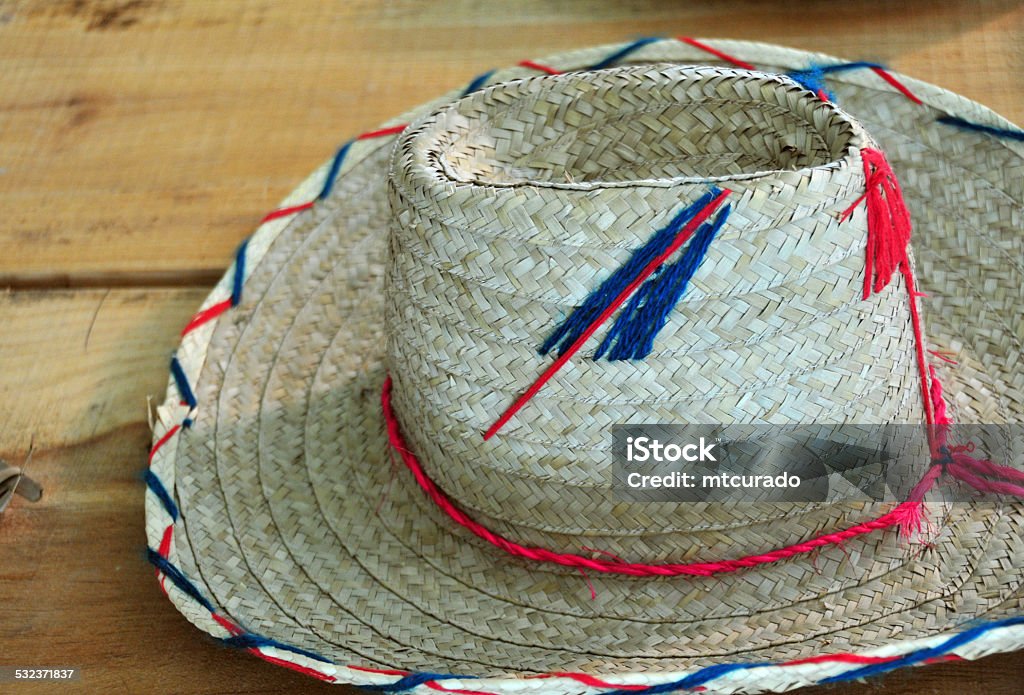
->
[147,40,1024,692]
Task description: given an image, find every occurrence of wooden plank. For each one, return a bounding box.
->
[0,0,1022,284]
[0,290,1023,692]
[0,288,205,455]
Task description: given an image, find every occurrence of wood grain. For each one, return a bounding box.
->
[0,288,205,455]
[0,0,1022,284]
[1,1,1023,692]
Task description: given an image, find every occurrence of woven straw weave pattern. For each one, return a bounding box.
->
[385,66,928,560]
[148,40,1024,687]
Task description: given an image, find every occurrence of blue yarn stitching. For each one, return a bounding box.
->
[587,36,663,70]
[601,205,729,360]
[221,633,336,664]
[359,672,474,692]
[783,62,1024,143]
[146,551,336,664]
[318,140,355,200]
[230,238,250,306]
[148,531,1024,694]
[170,356,197,409]
[539,188,721,358]
[603,616,1024,693]
[819,615,1024,683]
[787,61,890,101]
[147,549,216,613]
[815,60,887,74]
[936,116,1024,142]
[595,271,660,360]
[144,469,179,521]
[606,663,769,695]
[461,69,496,96]
[786,64,834,100]
[597,204,731,360]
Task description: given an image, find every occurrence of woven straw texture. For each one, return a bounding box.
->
[386,65,929,561]
[147,39,1024,692]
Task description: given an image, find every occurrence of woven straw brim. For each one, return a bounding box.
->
[147,40,1024,693]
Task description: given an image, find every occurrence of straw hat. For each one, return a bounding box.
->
[145,39,1024,693]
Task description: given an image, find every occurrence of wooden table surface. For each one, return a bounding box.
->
[1,1,1023,692]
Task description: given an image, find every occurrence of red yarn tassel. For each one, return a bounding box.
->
[892,499,926,541]
[841,148,913,299]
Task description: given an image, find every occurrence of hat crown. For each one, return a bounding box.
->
[383,65,927,562]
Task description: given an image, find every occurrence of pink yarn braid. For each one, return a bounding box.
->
[382,376,928,577]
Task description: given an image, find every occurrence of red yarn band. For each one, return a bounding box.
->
[382,375,931,577]
[253,652,337,682]
[518,60,562,75]
[155,524,174,592]
[869,66,924,105]
[261,200,315,224]
[528,672,649,690]
[785,653,892,666]
[359,124,409,140]
[181,299,232,337]
[211,612,244,636]
[148,424,182,465]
